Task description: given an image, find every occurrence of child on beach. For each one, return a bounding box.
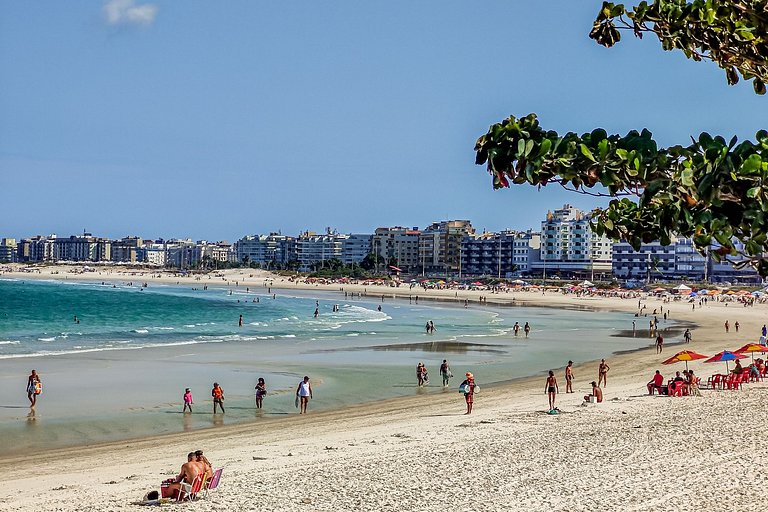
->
[460,372,476,415]
[183,388,193,413]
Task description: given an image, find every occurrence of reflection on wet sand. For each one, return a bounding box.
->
[315,341,506,354]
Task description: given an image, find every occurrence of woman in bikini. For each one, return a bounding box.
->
[598,359,610,387]
[545,370,558,412]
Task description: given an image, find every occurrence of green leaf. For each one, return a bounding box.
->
[580,144,596,162]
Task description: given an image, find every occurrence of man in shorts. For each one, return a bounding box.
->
[565,361,574,393]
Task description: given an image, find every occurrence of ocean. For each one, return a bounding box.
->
[0,278,654,454]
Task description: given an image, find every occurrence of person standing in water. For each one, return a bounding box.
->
[239,314,243,327]
[211,382,225,414]
[296,376,313,414]
[26,370,41,407]
[439,359,452,387]
[183,388,193,413]
[255,377,266,409]
[513,322,520,336]
[524,322,531,338]
[545,370,558,412]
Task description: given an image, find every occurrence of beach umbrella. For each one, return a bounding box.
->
[734,343,767,362]
[662,350,708,371]
[704,350,747,373]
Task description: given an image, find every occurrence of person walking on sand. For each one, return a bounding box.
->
[598,359,610,388]
[735,321,740,333]
[684,328,692,343]
[565,360,574,393]
[655,333,664,354]
[439,359,452,387]
[211,382,225,414]
[545,370,559,412]
[524,322,531,338]
[183,388,193,413]
[460,372,476,415]
[725,320,730,333]
[255,377,266,409]
[26,370,41,407]
[296,376,313,414]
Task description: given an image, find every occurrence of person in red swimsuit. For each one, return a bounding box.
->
[461,372,476,415]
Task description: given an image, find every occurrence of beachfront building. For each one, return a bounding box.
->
[461,230,541,277]
[52,234,111,262]
[529,204,612,278]
[140,241,169,266]
[111,237,143,263]
[372,227,421,272]
[342,234,372,266]
[0,238,17,263]
[419,220,475,277]
[16,236,55,262]
[708,240,762,283]
[234,234,294,268]
[612,240,677,281]
[295,230,348,271]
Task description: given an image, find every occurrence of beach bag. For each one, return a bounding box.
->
[34,381,42,395]
[459,384,468,394]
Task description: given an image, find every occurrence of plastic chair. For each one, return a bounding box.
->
[203,468,223,498]
[668,381,684,397]
[707,374,723,390]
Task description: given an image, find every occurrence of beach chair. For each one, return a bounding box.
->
[707,374,723,390]
[203,468,223,498]
[177,473,206,502]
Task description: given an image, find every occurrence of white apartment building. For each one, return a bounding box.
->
[530,204,612,276]
[342,234,372,265]
[295,231,347,271]
[235,234,293,267]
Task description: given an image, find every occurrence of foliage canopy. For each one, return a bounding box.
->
[590,0,768,94]
[475,1,768,274]
[475,114,768,274]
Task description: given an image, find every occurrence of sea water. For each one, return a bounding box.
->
[0,279,658,454]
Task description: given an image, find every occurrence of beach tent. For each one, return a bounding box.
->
[662,350,708,371]
[674,284,692,292]
[579,280,594,287]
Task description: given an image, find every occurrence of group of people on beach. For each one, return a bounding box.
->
[545,359,609,413]
[180,376,313,414]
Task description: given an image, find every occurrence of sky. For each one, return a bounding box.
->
[1,1,766,242]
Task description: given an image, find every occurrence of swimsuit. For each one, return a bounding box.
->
[547,386,556,393]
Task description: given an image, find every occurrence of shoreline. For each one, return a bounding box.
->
[2,265,765,511]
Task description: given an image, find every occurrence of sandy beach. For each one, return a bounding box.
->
[1,265,766,511]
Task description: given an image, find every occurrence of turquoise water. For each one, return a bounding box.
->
[0,279,657,454]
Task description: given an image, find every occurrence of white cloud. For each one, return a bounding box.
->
[103,0,158,26]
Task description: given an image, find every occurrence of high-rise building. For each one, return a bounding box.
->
[372,227,421,272]
[530,204,612,277]
[419,220,475,276]
[235,234,295,268]
[52,234,111,262]
[461,230,540,277]
[342,234,372,266]
[295,231,347,271]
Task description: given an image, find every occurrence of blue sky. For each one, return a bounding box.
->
[1,1,765,242]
